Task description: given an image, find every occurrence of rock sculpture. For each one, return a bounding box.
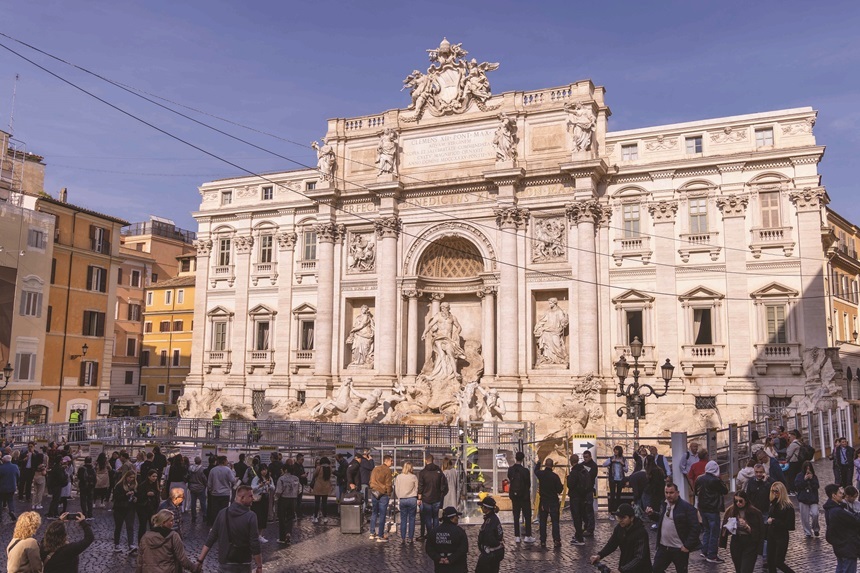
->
[791,347,848,413]
[310,377,355,421]
[177,387,255,420]
[375,128,399,176]
[534,298,569,367]
[350,386,384,424]
[532,217,566,262]
[346,306,375,368]
[492,113,517,163]
[565,102,596,152]
[311,137,336,180]
[476,385,506,421]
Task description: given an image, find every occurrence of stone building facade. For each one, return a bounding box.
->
[186,40,834,434]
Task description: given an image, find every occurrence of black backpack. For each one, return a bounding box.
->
[508,465,529,498]
[798,443,815,463]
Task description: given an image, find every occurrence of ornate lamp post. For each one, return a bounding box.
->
[1,362,12,390]
[614,337,675,448]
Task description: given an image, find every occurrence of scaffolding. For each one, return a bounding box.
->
[0,389,33,424]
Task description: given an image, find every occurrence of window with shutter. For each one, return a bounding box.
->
[51,259,56,284]
[117,268,123,285]
[15,353,34,381]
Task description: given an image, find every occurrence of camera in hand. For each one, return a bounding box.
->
[65,513,80,521]
[595,563,611,573]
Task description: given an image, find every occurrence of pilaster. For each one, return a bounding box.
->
[272,231,297,386]
[790,187,829,348]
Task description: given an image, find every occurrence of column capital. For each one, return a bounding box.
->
[647,200,679,223]
[716,194,749,218]
[234,234,254,254]
[402,289,423,300]
[194,239,212,257]
[314,222,344,244]
[374,216,402,240]
[476,286,497,298]
[276,231,298,250]
[565,199,603,226]
[494,206,529,230]
[789,187,829,211]
[428,292,445,302]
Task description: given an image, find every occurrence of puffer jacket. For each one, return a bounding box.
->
[136,527,196,573]
[311,464,334,496]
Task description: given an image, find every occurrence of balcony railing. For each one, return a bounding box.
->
[612,235,652,266]
[678,232,721,262]
[204,350,232,374]
[293,350,314,362]
[681,344,727,375]
[251,262,278,286]
[753,342,802,375]
[210,265,235,288]
[749,227,795,258]
[246,349,274,374]
[295,259,317,285]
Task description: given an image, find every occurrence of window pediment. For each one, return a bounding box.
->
[678,286,724,302]
[750,282,799,299]
[612,289,655,305]
[207,305,234,318]
[292,303,316,316]
[249,304,277,317]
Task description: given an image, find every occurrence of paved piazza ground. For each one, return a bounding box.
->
[0,462,837,572]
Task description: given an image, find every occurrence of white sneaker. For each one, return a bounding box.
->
[523,536,536,544]
[514,536,522,543]
[128,545,137,553]
[113,545,121,553]
[311,516,318,523]
[322,517,328,525]
[259,536,268,543]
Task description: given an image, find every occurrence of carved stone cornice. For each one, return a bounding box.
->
[194,239,213,257]
[276,231,298,251]
[716,194,749,217]
[565,199,602,226]
[483,167,525,188]
[647,201,679,223]
[717,163,746,174]
[494,207,530,230]
[789,187,828,211]
[710,126,748,144]
[314,222,341,244]
[650,170,675,181]
[234,235,254,254]
[374,216,402,240]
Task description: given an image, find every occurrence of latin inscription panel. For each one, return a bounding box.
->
[401,129,495,168]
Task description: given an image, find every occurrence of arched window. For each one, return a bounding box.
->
[25,405,48,425]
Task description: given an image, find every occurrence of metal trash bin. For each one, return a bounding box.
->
[341,504,363,534]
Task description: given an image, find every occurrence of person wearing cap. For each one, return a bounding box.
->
[646,482,701,573]
[533,457,563,549]
[476,496,504,573]
[425,506,468,573]
[211,408,223,440]
[694,460,728,564]
[591,503,652,573]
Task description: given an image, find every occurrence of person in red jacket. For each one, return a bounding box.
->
[687,449,710,488]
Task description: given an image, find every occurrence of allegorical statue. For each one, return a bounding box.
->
[310,377,354,420]
[346,305,374,367]
[311,137,336,180]
[492,112,517,162]
[375,128,399,176]
[534,298,569,367]
[565,102,596,152]
[421,302,466,381]
[402,69,438,116]
[348,234,375,272]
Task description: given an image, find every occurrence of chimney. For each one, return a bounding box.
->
[59,187,67,202]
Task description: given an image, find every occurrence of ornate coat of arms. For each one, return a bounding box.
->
[402,37,500,122]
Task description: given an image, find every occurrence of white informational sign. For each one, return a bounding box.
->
[495,453,509,469]
[225,449,240,463]
[258,446,277,465]
[89,441,104,458]
[572,433,597,462]
[180,446,199,461]
[202,444,218,460]
[336,444,355,464]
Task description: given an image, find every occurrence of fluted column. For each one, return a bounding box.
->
[273,231,297,383]
[375,216,401,379]
[314,223,338,377]
[477,286,497,378]
[403,290,421,377]
[494,207,529,379]
[422,293,444,375]
[566,200,601,375]
[188,239,212,385]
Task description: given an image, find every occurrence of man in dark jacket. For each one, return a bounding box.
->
[581,450,598,536]
[647,482,700,573]
[426,506,469,573]
[507,451,533,543]
[567,454,590,546]
[592,503,653,573]
[359,450,375,512]
[534,458,563,549]
[289,453,307,517]
[334,453,348,498]
[346,453,362,490]
[832,438,856,488]
[198,485,262,572]
[746,462,775,563]
[694,460,728,563]
[17,442,43,503]
[823,483,860,572]
[418,454,448,538]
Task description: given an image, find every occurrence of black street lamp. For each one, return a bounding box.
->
[1,362,12,390]
[614,337,675,448]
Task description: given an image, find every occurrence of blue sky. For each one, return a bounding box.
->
[1,1,858,230]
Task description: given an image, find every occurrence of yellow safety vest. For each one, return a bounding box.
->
[212,413,223,426]
[69,412,80,424]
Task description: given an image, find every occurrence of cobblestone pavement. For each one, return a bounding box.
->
[0,465,837,572]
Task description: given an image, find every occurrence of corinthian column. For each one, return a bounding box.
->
[188,239,212,386]
[566,200,601,375]
[494,207,529,379]
[790,188,829,347]
[477,286,497,378]
[273,231,297,384]
[375,216,401,379]
[314,223,339,377]
[403,290,421,378]
[231,234,254,381]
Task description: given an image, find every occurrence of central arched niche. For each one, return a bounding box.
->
[416,236,484,279]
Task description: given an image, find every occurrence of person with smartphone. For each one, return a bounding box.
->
[39,512,94,573]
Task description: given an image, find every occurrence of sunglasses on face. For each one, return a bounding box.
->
[734,499,745,504]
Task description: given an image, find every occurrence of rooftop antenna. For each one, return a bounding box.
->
[8,73,19,135]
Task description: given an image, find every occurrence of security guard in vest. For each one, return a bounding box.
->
[454,430,484,491]
[212,407,223,439]
[68,409,81,441]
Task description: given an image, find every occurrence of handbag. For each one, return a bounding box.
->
[224,507,252,564]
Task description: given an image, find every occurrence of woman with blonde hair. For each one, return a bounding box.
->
[136,509,198,573]
[6,511,42,573]
[394,461,419,543]
[766,481,797,573]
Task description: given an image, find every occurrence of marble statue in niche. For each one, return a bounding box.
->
[346,305,375,368]
[492,112,517,162]
[375,128,399,176]
[566,102,596,152]
[534,298,569,367]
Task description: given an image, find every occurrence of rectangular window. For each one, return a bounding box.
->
[173,320,183,332]
[146,292,153,306]
[159,350,168,367]
[82,311,106,336]
[139,385,147,399]
[622,204,640,238]
[755,127,774,148]
[213,321,228,351]
[14,353,35,381]
[695,396,717,409]
[151,273,158,283]
[46,306,52,332]
[221,191,232,205]
[127,304,141,322]
[177,289,184,304]
[51,258,56,284]
[90,225,109,254]
[130,270,141,288]
[689,198,708,234]
[685,136,703,154]
[180,259,191,273]
[140,351,150,367]
[117,267,123,285]
[159,321,171,333]
[621,144,638,161]
[300,320,315,350]
[165,290,173,305]
[27,229,46,249]
[218,239,231,266]
[626,310,644,344]
[259,234,273,264]
[126,338,137,357]
[766,305,787,343]
[760,191,781,228]
[256,321,270,351]
[157,384,166,395]
[297,390,306,404]
[170,389,181,404]
[262,186,273,200]
[124,370,134,385]
[144,321,152,333]
[303,231,317,260]
[19,291,42,317]
[86,266,107,293]
[80,361,98,386]
[306,181,316,191]
[693,308,713,345]
[172,349,180,367]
